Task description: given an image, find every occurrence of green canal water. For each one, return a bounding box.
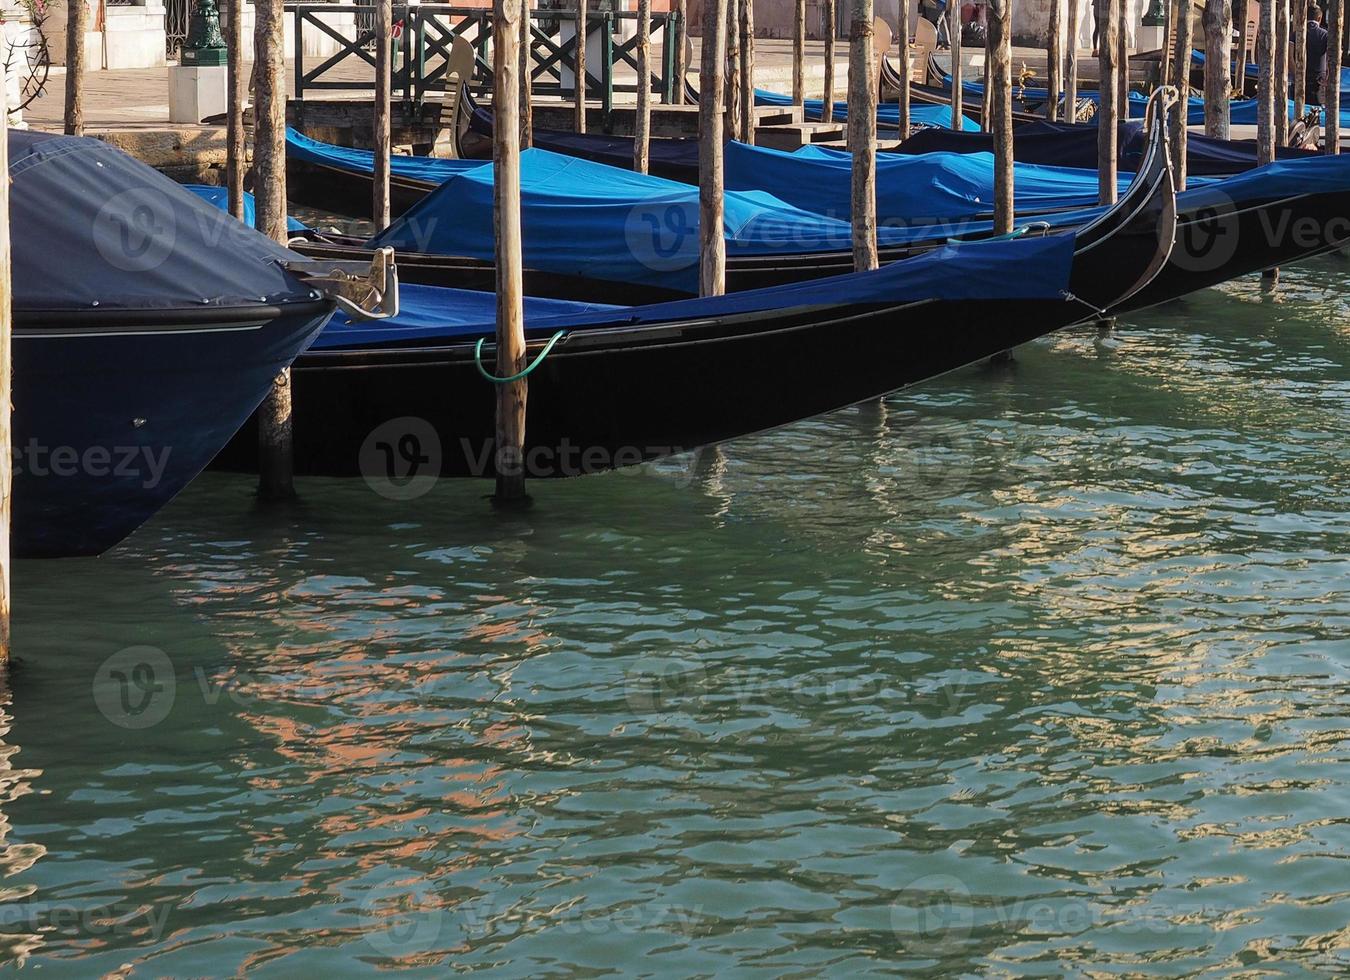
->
[3,258,1348,976]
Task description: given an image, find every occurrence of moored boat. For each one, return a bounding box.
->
[9,131,340,558]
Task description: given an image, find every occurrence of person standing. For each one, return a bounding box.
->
[1302,0,1330,104]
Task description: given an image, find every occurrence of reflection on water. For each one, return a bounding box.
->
[2,259,1348,974]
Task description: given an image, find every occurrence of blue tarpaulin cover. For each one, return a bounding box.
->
[726,141,1139,221]
[186,184,309,232]
[288,126,483,185]
[9,130,313,313]
[367,147,1004,292]
[316,233,1077,348]
[753,87,980,130]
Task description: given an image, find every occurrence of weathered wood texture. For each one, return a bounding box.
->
[0,59,11,662]
[990,0,1013,233]
[254,0,295,501]
[1275,0,1288,144]
[738,0,755,142]
[635,0,652,170]
[494,0,528,503]
[1066,0,1079,119]
[575,0,588,133]
[849,0,878,271]
[1257,0,1275,163]
[824,0,838,123]
[794,0,807,104]
[1099,0,1119,204]
[227,0,246,219]
[1171,0,1193,190]
[64,0,87,136]
[1047,0,1061,122]
[1329,0,1342,153]
[521,0,533,145]
[894,0,908,134]
[374,0,392,229]
[1203,0,1232,142]
[700,0,729,296]
[949,2,962,131]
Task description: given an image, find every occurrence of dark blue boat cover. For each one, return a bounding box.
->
[186,184,309,232]
[726,141,1139,221]
[367,147,1019,292]
[9,130,313,314]
[315,233,1077,349]
[289,126,482,185]
[753,88,980,130]
[896,120,1318,176]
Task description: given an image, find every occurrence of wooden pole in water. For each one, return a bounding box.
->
[1235,0,1250,89]
[1048,0,1062,121]
[700,0,728,296]
[823,0,838,123]
[574,0,587,133]
[1203,0,1232,140]
[1116,0,1129,111]
[725,0,741,140]
[1161,0,1174,90]
[794,0,807,105]
[739,0,755,143]
[0,58,11,664]
[675,0,688,104]
[949,0,963,131]
[895,0,908,135]
[226,0,246,220]
[1067,0,1079,119]
[981,30,992,132]
[1291,0,1305,119]
[1099,0,1119,204]
[254,0,294,500]
[635,0,651,171]
[64,0,86,135]
[373,0,392,230]
[1329,0,1342,153]
[990,0,1013,233]
[849,0,878,271]
[493,0,528,504]
[521,0,533,146]
[1275,0,1289,143]
[1171,0,1193,189]
[1257,0,1275,163]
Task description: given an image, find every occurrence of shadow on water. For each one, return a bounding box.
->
[0,261,1345,974]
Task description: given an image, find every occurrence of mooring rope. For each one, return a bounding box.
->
[474,330,569,384]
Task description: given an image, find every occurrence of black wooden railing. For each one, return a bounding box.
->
[288,3,684,122]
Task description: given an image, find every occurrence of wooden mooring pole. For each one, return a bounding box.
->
[522,1,533,146]
[493,0,528,504]
[0,58,11,663]
[575,0,588,133]
[1067,0,1079,119]
[1203,0,1232,142]
[1291,0,1305,120]
[794,0,807,106]
[823,0,838,124]
[1099,0,1119,204]
[1328,0,1342,153]
[990,0,1013,233]
[1275,0,1289,144]
[635,0,651,171]
[1048,0,1062,122]
[1235,0,1250,88]
[1171,0,1193,190]
[374,0,392,229]
[949,0,963,131]
[895,0,908,135]
[226,0,246,219]
[1257,0,1275,164]
[739,0,755,143]
[64,0,86,136]
[1116,0,1129,111]
[700,0,729,296]
[849,0,878,272]
[254,0,294,500]
[725,1,741,141]
[675,0,688,104]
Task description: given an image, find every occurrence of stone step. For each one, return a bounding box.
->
[755,121,847,151]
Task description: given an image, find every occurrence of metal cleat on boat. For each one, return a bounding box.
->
[285,246,400,321]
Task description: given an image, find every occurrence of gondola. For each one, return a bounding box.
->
[895,117,1319,176]
[291,96,1350,315]
[213,143,1176,482]
[8,130,392,559]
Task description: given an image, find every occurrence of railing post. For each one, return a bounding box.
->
[293,6,305,101]
[662,13,677,103]
[602,10,614,132]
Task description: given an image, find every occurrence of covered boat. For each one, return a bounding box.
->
[9,130,338,558]
[217,166,1176,480]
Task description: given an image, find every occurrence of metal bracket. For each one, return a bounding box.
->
[285,246,400,321]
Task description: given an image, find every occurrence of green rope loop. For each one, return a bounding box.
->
[947,221,1052,246]
[474,330,568,384]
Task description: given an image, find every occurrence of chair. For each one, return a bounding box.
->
[910,17,938,84]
